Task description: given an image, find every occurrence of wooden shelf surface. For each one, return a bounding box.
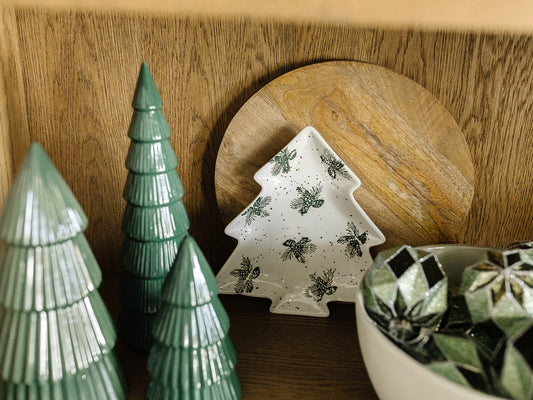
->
[2,0,533,33]
[101,274,378,399]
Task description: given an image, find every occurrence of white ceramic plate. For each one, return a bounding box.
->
[216,126,385,316]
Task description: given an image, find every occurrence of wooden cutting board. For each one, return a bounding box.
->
[215,61,474,249]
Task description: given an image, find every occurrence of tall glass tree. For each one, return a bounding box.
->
[0,143,126,399]
[119,63,190,350]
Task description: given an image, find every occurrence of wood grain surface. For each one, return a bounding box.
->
[0,9,532,272]
[0,7,30,207]
[3,0,533,33]
[215,61,474,250]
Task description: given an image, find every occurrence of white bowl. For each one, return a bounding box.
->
[356,245,503,400]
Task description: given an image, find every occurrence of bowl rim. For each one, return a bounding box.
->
[356,244,504,400]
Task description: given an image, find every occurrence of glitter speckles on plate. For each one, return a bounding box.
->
[216,126,385,317]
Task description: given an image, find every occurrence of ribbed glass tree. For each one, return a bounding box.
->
[146,235,241,400]
[119,63,190,350]
[0,143,126,399]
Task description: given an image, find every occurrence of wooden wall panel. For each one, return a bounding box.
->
[6,0,533,33]
[456,35,533,246]
[6,9,533,272]
[0,51,13,209]
[0,6,30,207]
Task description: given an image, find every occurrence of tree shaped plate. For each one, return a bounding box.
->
[216,126,385,316]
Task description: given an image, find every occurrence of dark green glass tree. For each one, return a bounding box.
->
[146,235,241,400]
[0,143,126,399]
[119,63,190,350]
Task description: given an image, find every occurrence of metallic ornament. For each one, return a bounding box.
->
[424,333,494,395]
[507,241,533,251]
[500,322,533,400]
[363,245,448,344]
[460,248,533,338]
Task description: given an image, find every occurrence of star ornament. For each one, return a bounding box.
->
[362,246,448,344]
[460,249,533,338]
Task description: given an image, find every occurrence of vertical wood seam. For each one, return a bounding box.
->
[1,5,31,172]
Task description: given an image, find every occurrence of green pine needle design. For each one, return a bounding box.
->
[269,148,297,176]
[290,185,325,215]
[320,149,349,179]
[337,222,368,258]
[230,256,260,294]
[304,268,337,302]
[241,196,271,226]
[281,237,317,263]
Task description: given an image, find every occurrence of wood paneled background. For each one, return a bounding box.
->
[1,6,532,273]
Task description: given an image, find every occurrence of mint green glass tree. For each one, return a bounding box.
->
[119,63,190,350]
[146,235,241,399]
[0,143,126,399]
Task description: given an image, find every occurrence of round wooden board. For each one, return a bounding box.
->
[215,61,474,248]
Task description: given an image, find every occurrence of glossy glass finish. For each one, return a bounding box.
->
[0,144,87,247]
[146,235,241,400]
[118,63,189,350]
[0,143,125,399]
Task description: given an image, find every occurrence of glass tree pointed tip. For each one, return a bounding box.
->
[176,235,213,274]
[173,235,204,274]
[180,234,196,252]
[162,234,220,306]
[25,142,57,171]
[132,63,163,111]
[0,142,88,246]
[28,141,46,156]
